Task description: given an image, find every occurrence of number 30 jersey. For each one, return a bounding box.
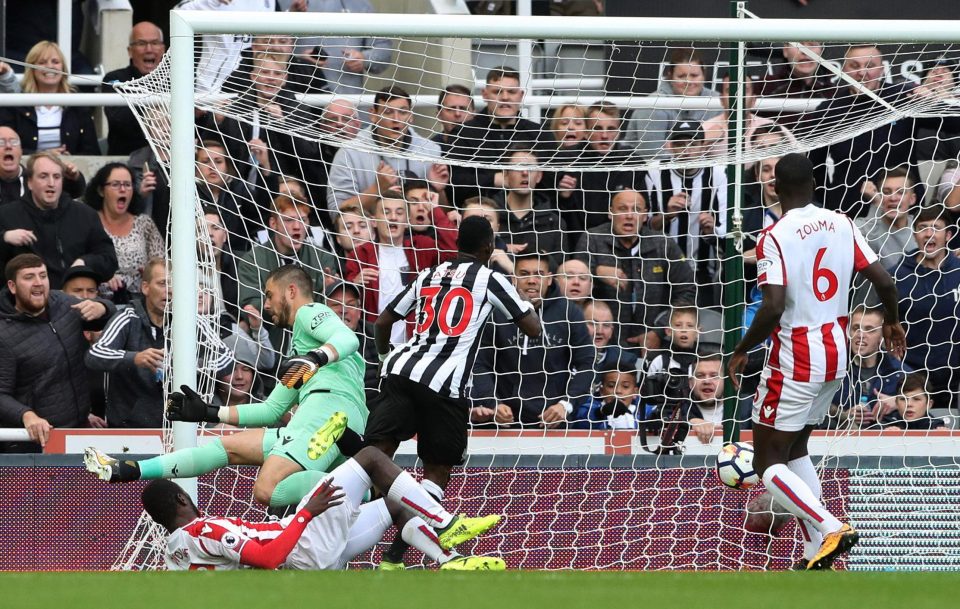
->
[383,260,534,398]
[756,203,878,383]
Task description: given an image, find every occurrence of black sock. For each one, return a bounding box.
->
[336,427,364,457]
[383,534,410,563]
[116,460,141,483]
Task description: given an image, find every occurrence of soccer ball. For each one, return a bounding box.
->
[716,442,759,490]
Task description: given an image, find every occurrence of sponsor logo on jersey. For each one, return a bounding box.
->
[757,259,772,274]
[310,311,331,330]
[762,405,775,419]
[280,435,294,446]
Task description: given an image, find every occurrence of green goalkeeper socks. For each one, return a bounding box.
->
[269,470,328,507]
[137,440,229,480]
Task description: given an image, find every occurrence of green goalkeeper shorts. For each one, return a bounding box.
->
[263,389,368,472]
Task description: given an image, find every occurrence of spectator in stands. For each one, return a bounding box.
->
[741,140,783,271]
[581,298,636,385]
[493,148,567,260]
[884,372,946,431]
[324,279,379,401]
[201,51,301,193]
[0,62,20,94]
[195,139,275,251]
[571,363,644,430]
[177,0,306,95]
[461,196,513,274]
[61,265,108,428]
[224,34,327,101]
[700,75,797,160]
[433,84,475,154]
[624,47,721,159]
[579,103,635,231]
[544,104,589,233]
[555,258,593,304]
[756,42,832,99]
[573,189,695,354]
[686,349,724,444]
[277,0,393,95]
[330,203,376,265]
[212,348,266,410]
[644,121,727,306]
[101,22,166,155]
[828,307,910,429]
[448,66,545,204]
[293,98,361,221]
[202,206,240,318]
[855,166,918,272]
[129,122,170,238]
[0,152,117,289]
[0,125,85,205]
[0,41,98,155]
[236,195,339,351]
[0,254,114,451]
[892,207,960,410]
[404,178,454,236]
[915,58,960,164]
[87,258,232,428]
[327,86,444,215]
[808,44,960,217]
[85,163,165,304]
[345,194,457,343]
[642,304,701,379]
[472,253,594,427]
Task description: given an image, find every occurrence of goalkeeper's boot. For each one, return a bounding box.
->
[307,412,348,461]
[377,559,406,571]
[807,524,859,571]
[440,555,506,571]
[84,447,120,482]
[436,514,502,551]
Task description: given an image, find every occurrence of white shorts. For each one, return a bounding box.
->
[752,367,842,432]
[285,459,389,570]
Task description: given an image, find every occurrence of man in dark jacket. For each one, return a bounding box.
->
[0,152,117,289]
[0,126,85,205]
[100,22,166,155]
[472,253,594,427]
[573,189,696,353]
[86,259,232,428]
[0,254,114,452]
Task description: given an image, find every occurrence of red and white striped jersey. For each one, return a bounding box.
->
[756,203,877,383]
[164,516,285,571]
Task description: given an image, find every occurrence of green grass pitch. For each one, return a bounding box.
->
[0,571,954,609]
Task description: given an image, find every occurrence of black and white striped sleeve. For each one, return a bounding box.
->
[85,307,138,372]
[387,270,425,317]
[486,271,533,322]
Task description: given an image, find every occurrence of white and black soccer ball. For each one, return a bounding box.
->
[716,442,760,490]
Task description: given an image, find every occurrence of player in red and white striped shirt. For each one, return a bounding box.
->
[729,153,906,570]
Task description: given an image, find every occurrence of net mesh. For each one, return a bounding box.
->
[110,28,960,571]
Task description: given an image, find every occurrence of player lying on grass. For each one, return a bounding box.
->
[728,153,906,571]
[141,443,504,571]
[86,265,369,508]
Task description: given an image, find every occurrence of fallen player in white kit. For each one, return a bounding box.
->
[141,442,505,571]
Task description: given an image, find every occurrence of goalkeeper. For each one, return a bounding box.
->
[85,265,368,508]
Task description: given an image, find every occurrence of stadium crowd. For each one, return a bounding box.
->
[1,1,959,453]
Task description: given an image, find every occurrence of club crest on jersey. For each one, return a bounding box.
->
[796,219,835,240]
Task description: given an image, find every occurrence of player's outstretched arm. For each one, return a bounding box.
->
[859,261,907,360]
[729,284,786,390]
[374,309,405,361]
[239,480,344,570]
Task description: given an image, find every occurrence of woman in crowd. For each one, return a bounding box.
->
[85,162,164,302]
[0,41,99,155]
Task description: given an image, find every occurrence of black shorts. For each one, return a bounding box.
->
[364,374,470,466]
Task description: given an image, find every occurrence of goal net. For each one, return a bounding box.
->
[111,11,960,570]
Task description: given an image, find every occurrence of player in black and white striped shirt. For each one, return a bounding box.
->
[364,215,541,569]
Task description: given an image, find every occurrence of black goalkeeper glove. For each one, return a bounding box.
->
[278,349,330,390]
[166,385,220,423]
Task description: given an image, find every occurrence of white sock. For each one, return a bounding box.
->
[788,456,824,559]
[762,463,842,535]
[401,517,457,564]
[386,471,454,529]
[421,478,445,502]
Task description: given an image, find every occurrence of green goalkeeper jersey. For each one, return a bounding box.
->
[235,302,366,428]
[290,302,366,406]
